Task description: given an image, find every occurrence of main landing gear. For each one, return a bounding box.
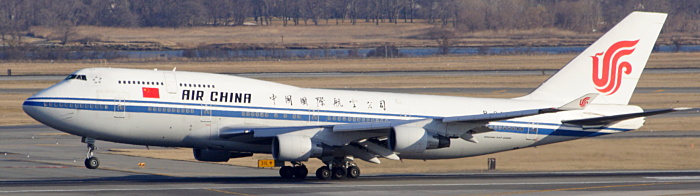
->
[315,157,360,180]
[279,162,308,179]
[279,157,361,180]
[81,137,99,169]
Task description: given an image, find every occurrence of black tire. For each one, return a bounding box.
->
[279,166,294,179]
[84,157,99,169]
[293,165,308,179]
[331,167,346,179]
[346,166,360,178]
[316,166,331,180]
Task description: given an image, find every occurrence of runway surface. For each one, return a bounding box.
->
[2,124,700,195]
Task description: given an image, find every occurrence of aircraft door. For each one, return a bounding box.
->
[308,108,320,124]
[526,122,538,140]
[114,98,126,118]
[163,72,178,94]
[200,103,212,122]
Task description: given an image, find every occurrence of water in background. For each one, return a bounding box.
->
[3,45,697,60]
[121,45,700,59]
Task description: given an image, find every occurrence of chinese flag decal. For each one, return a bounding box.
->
[142,87,160,98]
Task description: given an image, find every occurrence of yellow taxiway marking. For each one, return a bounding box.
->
[205,188,255,196]
[470,182,690,196]
[491,90,507,93]
[652,89,666,93]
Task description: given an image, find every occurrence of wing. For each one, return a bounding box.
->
[215,94,602,163]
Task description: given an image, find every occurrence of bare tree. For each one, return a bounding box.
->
[0,0,29,45]
[53,21,77,45]
[554,0,600,32]
[231,0,251,26]
[302,0,325,25]
[428,28,454,55]
[204,0,235,26]
[521,4,552,29]
[94,0,138,27]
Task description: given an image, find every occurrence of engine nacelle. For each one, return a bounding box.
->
[272,135,329,162]
[389,126,450,153]
[193,148,231,162]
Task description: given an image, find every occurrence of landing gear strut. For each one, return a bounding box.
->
[316,157,359,180]
[279,162,308,179]
[82,137,99,169]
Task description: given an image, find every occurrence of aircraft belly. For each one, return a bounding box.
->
[127,112,188,146]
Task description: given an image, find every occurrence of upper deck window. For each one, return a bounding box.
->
[65,74,87,81]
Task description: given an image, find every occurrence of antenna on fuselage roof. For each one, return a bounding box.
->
[172,67,177,72]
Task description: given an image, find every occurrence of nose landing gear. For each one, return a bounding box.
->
[82,137,99,169]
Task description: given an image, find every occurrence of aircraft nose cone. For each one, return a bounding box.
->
[22,95,43,120]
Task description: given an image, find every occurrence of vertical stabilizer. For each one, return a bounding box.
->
[517,12,667,105]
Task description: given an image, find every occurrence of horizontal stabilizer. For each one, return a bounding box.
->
[562,108,690,126]
[558,93,598,110]
[443,94,603,123]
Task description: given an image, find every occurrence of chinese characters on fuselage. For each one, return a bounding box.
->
[274,94,387,111]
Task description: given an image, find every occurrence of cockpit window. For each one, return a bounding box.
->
[65,74,87,81]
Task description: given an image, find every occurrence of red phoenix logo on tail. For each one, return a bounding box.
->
[591,40,639,95]
[579,97,591,108]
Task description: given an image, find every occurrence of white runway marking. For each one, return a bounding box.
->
[646,176,700,180]
[3,180,700,193]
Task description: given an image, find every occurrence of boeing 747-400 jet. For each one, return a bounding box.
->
[24,12,685,180]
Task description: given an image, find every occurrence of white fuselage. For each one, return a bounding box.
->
[23,68,644,160]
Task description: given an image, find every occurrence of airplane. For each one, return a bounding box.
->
[23,12,685,180]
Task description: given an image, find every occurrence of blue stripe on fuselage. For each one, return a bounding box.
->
[23,98,632,137]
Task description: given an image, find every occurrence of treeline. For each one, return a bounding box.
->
[2,0,699,29]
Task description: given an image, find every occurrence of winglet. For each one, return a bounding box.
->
[558,93,599,111]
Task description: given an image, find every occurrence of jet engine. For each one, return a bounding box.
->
[272,135,330,161]
[389,126,450,153]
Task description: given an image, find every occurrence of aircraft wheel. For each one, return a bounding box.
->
[84,157,99,169]
[316,166,331,180]
[346,166,360,178]
[331,167,346,179]
[279,166,294,179]
[293,165,308,179]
